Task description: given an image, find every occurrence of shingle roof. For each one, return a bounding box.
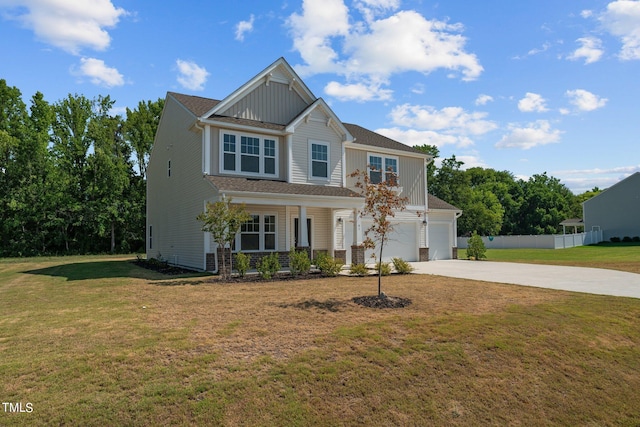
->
[428,194,461,211]
[207,175,362,198]
[344,123,424,155]
[168,92,219,116]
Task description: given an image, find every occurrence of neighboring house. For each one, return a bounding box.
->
[146,57,461,272]
[583,172,640,241]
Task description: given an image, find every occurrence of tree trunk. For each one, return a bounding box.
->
[378,241,384,296]
[111,221,116,253]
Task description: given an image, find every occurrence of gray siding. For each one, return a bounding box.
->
[345,148,426,206]
[584,172,640,240]
[290,116,343,186]
[147,96,213,270]
[220,81,308,125]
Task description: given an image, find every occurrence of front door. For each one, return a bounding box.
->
[294,218,312,248]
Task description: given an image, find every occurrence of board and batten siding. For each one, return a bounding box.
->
[290,115,343,186]
[147,96,213,270]
[220,81,308,125]
[345,149,426,206]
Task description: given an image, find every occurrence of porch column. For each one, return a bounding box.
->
[298,206,309,247]
[351,208,365,265]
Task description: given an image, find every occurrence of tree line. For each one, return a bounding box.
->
[1,80,602,257]
[415,145,602,237]
[0,79,163,256]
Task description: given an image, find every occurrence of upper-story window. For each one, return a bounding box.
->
[220,131,278,177]
[368,154,398,186]
[309,140,329,180]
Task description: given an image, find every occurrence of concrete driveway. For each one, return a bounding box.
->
[410,260,640,299]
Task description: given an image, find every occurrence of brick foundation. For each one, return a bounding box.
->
[351,245,365,265]
[419,247,429,262]
[208,247,313,272]
[334,249,347,264]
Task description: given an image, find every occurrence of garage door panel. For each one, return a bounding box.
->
[429,223,451,260]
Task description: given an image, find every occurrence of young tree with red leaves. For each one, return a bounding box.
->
[349,167,413,297]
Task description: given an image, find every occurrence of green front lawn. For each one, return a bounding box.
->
[1,255,640,425]
[458,242,640,274]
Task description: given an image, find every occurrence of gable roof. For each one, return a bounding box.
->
[428,194,461,211]
[344,123,426,156]
[204,57,316,119]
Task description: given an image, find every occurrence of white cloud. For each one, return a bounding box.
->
[567,37,604,64]
[518,92,549,113]
[73,57,124,87]
[324,80,392,101]
[581,10,594,18]
[565,89,608,111]
[0,0,127,54]
[376,127,472,148]
[286,1,482,101]
[176,59,209,91]
[235,14,255,41]
[599,0,640,60]
[553,164,640,193]
[475,94,494,106]
[496,120,563,150]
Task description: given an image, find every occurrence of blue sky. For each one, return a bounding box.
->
[1,0,639,194]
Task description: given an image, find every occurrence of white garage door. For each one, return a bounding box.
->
[429,223,451,260]
[363,221,417,264]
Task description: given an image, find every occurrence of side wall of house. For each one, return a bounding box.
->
[344,148,426,206]
[147,96,212,270]
[584,173,640,240]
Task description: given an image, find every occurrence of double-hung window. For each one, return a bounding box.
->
[309,141,329,180]
[220,131,278,177]
[368,154,399,185]
[238,214,277,252]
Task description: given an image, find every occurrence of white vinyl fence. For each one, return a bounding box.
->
[457,230,604,250]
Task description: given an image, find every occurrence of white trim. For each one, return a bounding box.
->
[308,139,331,182]
[367,152,398,184]
[346,142,430,160]
[203,125,211,174]
[219,129,279,178]
[235,211,279,252]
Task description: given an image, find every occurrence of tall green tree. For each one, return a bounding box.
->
[124,98,164,180]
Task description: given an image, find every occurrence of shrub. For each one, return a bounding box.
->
[466,231,487,260]
[234,252,250,277]
[256,252,281,279]
[610,236,621,243]
[314,252,343,277]
[392,257,414,274]
[289,248,311,276]
[622,236,632,242]
[633,236,640,242]
[349,263,370,276]
[375,261,392,276]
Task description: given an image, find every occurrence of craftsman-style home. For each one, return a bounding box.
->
[146,58,460,272]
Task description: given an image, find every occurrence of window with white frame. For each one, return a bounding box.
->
[309,141,329,180]
[368,154,399,185]
[237,214,277,252]
[220,131,278,177]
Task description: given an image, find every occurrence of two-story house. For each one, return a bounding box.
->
[146,57,461,272]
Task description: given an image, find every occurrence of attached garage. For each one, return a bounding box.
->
[363,221,418,263]
[428,222,452,260]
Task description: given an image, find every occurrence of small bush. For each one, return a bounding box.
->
[392,257,414,274]
[622,236,632,242]
[314,252,343,277]
[349,263,370,276]
[633,236,640,242]
[467,231,487,260]
[610,236,621,243]
[234,252,250,277]
[256,252,281,279]
[289,248,311,276]
[375,261,392,276]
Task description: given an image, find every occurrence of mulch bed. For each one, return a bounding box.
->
[352,295,412,309]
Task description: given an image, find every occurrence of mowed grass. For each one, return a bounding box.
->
[459,242,640,274]
[1,255,640,426]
